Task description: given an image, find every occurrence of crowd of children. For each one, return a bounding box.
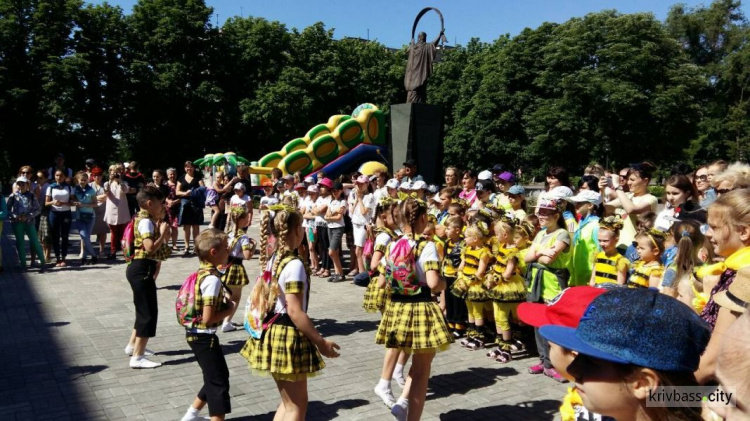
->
[6,157,750,421]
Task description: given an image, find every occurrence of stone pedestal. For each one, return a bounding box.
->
[389,103,444,185]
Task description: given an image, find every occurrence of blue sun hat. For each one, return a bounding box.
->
[540,288,710,372]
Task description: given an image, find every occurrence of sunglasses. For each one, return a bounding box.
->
[21,171,32,174]
[695,175,708,182]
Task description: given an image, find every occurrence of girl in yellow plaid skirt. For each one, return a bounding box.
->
[221,207,255,332]
[375,198,453,420]
[363,197,398,313]
[239,204,339,420]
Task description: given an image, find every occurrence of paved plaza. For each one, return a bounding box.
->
[0,221,566,420]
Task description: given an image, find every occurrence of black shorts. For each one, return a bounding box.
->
[328,227,345,251]
[126,259,159,337]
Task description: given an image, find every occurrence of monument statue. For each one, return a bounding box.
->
[404,8,446,104]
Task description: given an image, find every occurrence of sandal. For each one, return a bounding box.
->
[510,339,526,353]
[495,350,512,364]
[465,338,484,350]
[320,270,330,278]
[486,348,503,359]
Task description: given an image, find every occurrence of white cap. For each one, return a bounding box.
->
[304,176,314,184]
[566,189,602,206]
[399,181,412,190]
[478,170,493,180]
[412,180,427,190]
[386,178,400,189]
[546,186,574,200]
[15,176,29,184]
[234,182,245,191]
[123,162,130,169]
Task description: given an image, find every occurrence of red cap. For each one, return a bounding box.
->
[517,286,606,328]
[261,180,273,187]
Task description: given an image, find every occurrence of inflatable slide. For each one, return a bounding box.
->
[254,103,387,181]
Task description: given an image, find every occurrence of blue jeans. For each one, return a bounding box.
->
[49,210,72,261]
[75,215,97,259]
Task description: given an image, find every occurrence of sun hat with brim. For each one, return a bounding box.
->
[714,267,750,314]
[507,185,525,195]
[478,170,493,181]
[356,175,370,184]
[307,185,319,193]
[567,190,602,206]
[317,178,333,189]
[540,288,711,372]
[518,286,606,329]
[15,176,29,184]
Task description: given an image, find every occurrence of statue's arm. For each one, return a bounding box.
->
[432,29,444,47]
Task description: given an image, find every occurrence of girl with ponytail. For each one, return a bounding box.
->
[375,197,453,420]
[240,205,340,420]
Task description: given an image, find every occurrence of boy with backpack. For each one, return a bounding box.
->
[180,228,236,421]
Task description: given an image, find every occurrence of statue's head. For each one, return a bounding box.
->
[418,31,426,42]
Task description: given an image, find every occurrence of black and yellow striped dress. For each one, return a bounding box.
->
[593,251,629,286]
[460,246,492,302]
[375,235,453,353]
[628,261,663,288]
[486,244,526,302]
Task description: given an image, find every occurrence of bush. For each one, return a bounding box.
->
[648,185,665,198]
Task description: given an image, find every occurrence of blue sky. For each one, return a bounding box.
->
[91,0,746,47]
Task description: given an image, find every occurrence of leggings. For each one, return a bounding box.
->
[49,210,72,261]
[109,223,127,254]
[316,225,332,270]
[535,327,552,369]
[75,217,97,259]
[12,222,45,268]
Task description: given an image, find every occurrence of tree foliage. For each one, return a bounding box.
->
[0,0,748,180]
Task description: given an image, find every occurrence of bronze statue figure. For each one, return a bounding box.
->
[404,8,446,104]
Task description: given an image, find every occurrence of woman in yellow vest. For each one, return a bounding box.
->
[590,216,629,286]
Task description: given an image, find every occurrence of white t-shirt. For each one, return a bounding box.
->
[260,195,279,209]
[314,196,332,226]
[228,231,251,258]
[230,193,252,210]
[327,198,347,229]
[193,274,223,334]
[349,193,375,225]
[384,236,439,285]
[300,196,313,228]
[271,256,309,314]
[138,218,155,236]
[654,206,676,232]
[46,185,72,212]
[374,231,393,254]
[373,186,387,204]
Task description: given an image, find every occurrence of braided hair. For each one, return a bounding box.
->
[401,197,427,235]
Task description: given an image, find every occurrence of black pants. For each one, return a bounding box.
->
[187,332,231,416]
[127,259,159,337]
[49,210,72,260]
[445,276,468,329]
[316,225,332,270]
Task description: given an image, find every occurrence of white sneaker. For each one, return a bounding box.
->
[394,372,406,388]
[124,345,155,356]
[129,357,162,369]
[221,322,237,332]
[374,385,396,408]
[180,412,209,421]
[391,400,408,421]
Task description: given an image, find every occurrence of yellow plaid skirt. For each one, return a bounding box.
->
[362,277,390,313]
[222,262,250,286]
[240,323,325,382]
[486,273,527,302]
[375,300,453,353]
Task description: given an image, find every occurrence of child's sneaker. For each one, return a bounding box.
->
[129,356,161,369]
[544,367,569,383]
[221,322,237,332]
[391,399,408,421]
[374,385,396,408]
[124,345,155,356]
[528,362,545,374]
